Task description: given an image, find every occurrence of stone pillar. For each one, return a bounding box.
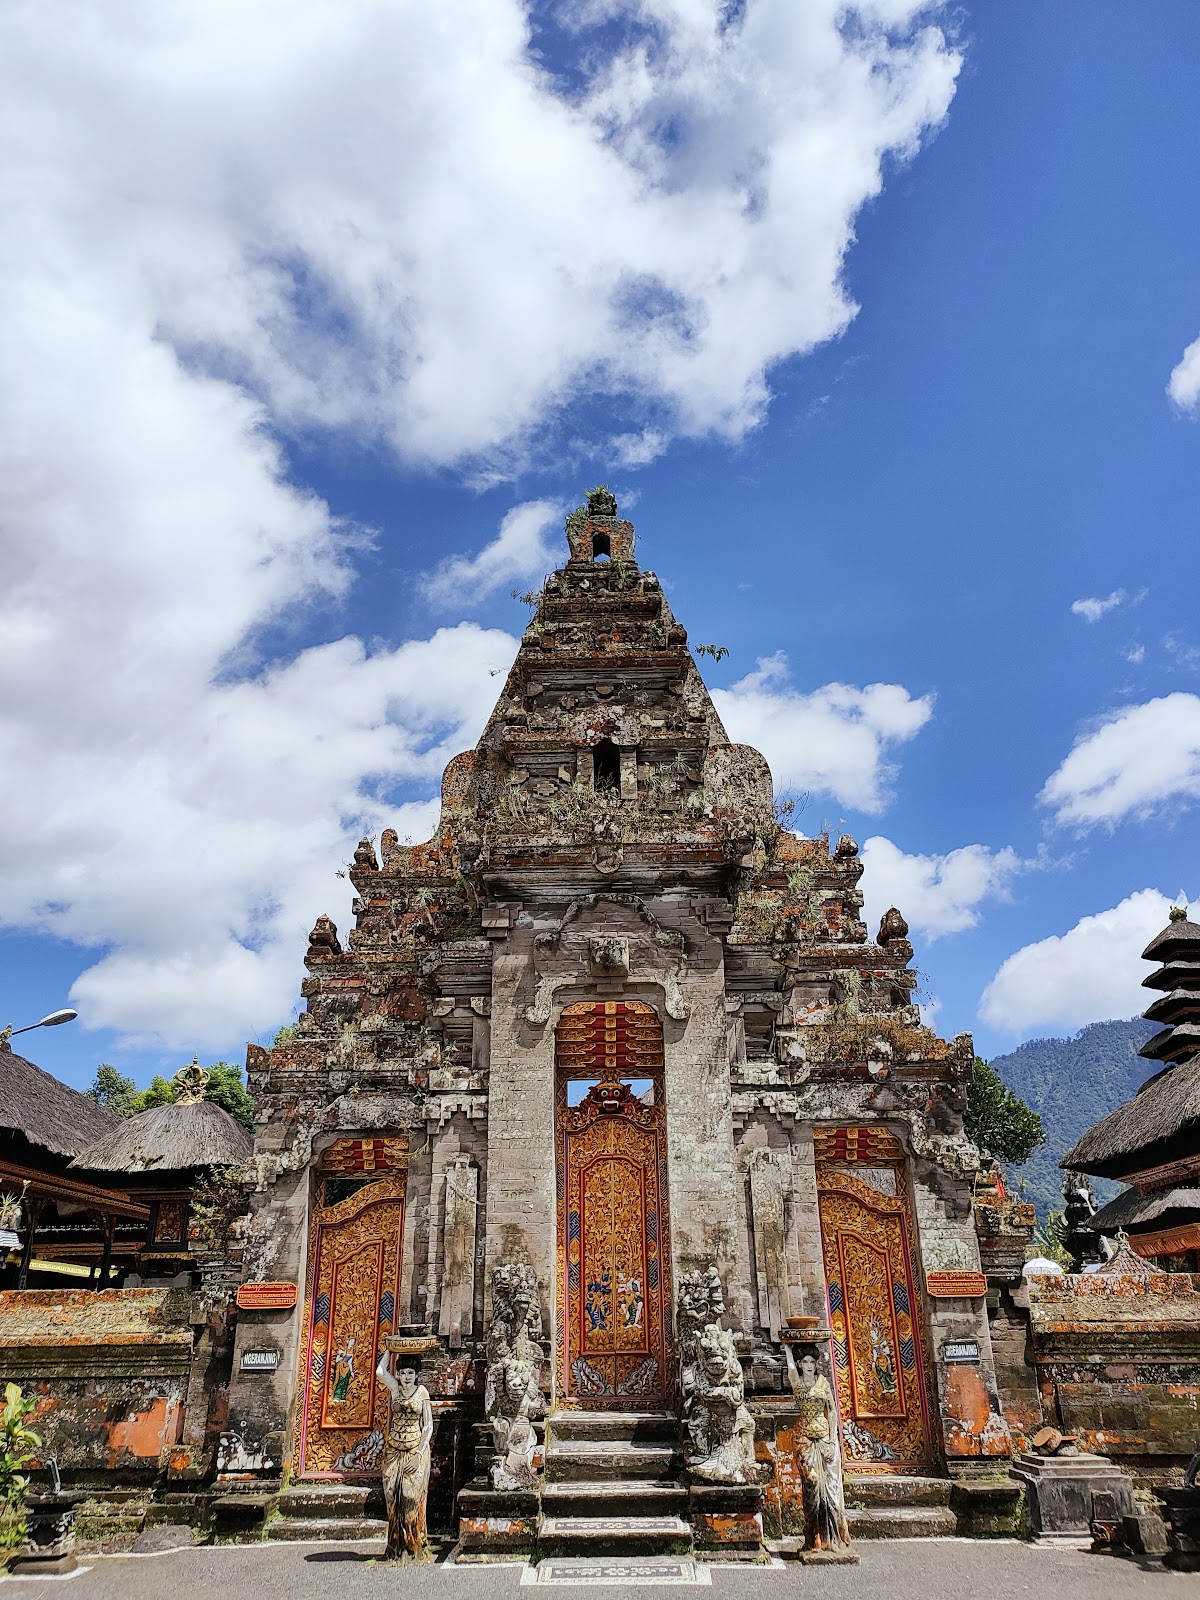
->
[482,929,557,1347]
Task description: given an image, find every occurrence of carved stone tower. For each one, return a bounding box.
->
[222,491,1010,1550]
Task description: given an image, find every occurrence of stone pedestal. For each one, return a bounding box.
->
[8,1490,80,1577]
[1010,1450,1134,1542]
[688,1483,763,1560]
[1158,1485,1200,1572]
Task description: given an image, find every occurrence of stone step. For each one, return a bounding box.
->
[547,1411,678,1445]
[269,1516,388,1543]
[546,1442,680,1482]
[541,1480,689,1517]
[845,1475,953,1508]
[278,1485,376,1518]
[538,1515,692,1558]
[847,1505,957,1539]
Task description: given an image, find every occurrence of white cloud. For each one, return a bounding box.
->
[1168,334,1200,412]
[979,888,1189,1036]
[1040,693,1200,827]
[1071,589,1125,623]
[0,2,961,474]
[712,653,933,812]
[859,836,1024,943]
[422,501,561,607]
[0,1,962,1047]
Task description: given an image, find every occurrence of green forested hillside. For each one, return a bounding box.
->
[989,1017,1158,1219]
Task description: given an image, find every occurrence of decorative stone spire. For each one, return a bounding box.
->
[564,485,636,565]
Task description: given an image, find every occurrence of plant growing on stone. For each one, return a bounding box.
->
[0,1383,40,1552]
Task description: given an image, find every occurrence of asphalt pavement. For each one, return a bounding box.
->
[2,1539,1190,1599]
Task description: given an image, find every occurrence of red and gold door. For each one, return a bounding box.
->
[296,1138,408,1476]
[555,1001,673,1407]
[815,1126,934,1473]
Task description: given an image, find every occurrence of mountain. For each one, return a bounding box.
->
[989,1017,1159,1220]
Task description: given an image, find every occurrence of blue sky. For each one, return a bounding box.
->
[2,1,1198,1094]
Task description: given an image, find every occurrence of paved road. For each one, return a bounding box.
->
[5,1540,1189,1599]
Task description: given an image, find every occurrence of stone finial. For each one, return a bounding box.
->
[877,907,909,947]
[587,486,617,518]
[835,834,859,859]
[353,837,379,871]
[1170,904,1188,922]
[306,913,342,958]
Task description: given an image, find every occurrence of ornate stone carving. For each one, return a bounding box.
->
[876,907,908,947]
[306,913,341,959]
[747,1148,789,1340]
[588,935,629,979]
[437,1156,477,1348]
[677,1267,757,1484]
[484,1264,545,1489]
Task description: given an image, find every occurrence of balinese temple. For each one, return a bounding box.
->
[1063,908,1200,1271]
[221,491,1014,1551]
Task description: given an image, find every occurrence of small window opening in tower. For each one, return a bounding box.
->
[593,738,621,791]
[591,530,611,561]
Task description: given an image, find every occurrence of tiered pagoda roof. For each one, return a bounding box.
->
[1063,907,1200,1264]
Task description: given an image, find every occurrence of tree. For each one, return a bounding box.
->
[86,1063,141,1118]
[85,1059,255,1133]
[965,1056,1045,1166]
[202,1062,255,1133]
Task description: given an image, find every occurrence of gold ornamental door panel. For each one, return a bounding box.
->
[815,1127,934,1474]
[555,1001,673,1408]
[297,1162,406,1477]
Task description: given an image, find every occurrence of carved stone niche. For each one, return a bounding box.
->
[588,935,629,980]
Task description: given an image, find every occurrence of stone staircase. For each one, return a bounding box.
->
[844,1475,956,1538]
[271,1482,388,1544]
[539,1410,692,1557]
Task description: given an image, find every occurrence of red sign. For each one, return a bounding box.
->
[925,1270,987,1298]
[237,1281,298,1310]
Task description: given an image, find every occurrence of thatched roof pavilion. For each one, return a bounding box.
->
[0,1039,149,1287]
[71,1098,253,1176]
[0,1040,116,1159]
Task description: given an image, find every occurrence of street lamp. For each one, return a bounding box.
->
[1,1008,78,1047]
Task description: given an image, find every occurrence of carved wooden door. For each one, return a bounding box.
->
[815,1126,934,1474]
[296,1146,407,1476]
[555,1001,673,1408]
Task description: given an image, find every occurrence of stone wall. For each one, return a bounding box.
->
[0,1288,196,1481]
[1028,1269,1200,1481]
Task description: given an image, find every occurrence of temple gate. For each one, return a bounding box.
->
[815,1125,935,1474]
[554,1001,673,1407]
[295,1137,408,1476]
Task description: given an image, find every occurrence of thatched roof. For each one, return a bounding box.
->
[1144,990,1200,1027]
[0,1042,118,1158]
[1143,916,1200,963]
[70,1098,252,1174]
[1061,1056,1200,1180]
[1142,959,1200,993]
[1090,1185,1200,1234]
[1139,1021,1200,1062]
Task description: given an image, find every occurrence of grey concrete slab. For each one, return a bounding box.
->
[26,1538,1188,1600]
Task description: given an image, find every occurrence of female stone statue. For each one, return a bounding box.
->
[375,1351,434,1560]
[783,1343,850,1552]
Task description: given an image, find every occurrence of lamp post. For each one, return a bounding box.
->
[1,1008,78,1047]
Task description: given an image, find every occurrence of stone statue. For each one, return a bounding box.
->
[374,1352,434,1560]
[677,1267,757,1484]
[484,1264,545,1489]
[1062,1170,1100,1272]
[783,1343,850,1552]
